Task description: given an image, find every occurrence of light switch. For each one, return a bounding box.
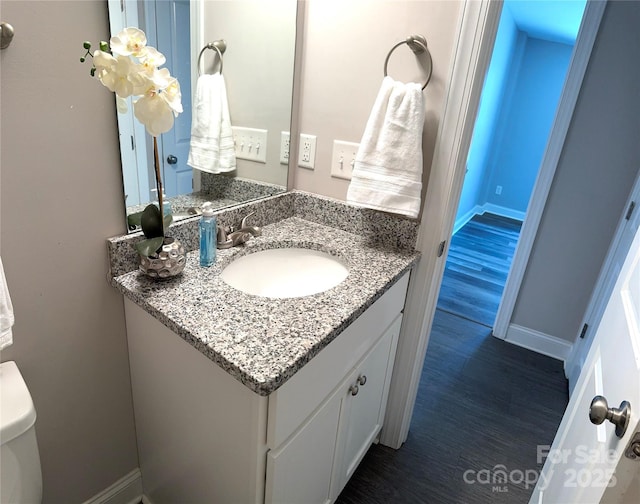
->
[232,126,268,163]
[331,140,359,180]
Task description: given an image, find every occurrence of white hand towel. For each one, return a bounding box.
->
[0,257,15,350]
[187,73,236,174]
[347,76,425,218]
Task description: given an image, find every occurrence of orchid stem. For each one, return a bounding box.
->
[153,136,165,236]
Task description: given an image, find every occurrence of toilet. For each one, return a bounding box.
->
[0,361,43,504]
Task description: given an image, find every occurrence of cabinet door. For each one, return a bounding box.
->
[332,315,402,497]
[265,386,342,504]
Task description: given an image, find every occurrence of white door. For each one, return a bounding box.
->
[530,225,640,502]
[150,0,193,198]
[567,171,640,393]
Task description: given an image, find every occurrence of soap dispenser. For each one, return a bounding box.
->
[199,202,217,267]
[150,188,172,217]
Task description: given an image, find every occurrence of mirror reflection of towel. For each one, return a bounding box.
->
[347,76,425,218]
[188,74,236,173]
[0,257,14,351]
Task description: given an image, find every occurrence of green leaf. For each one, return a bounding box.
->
[140,204,164,239]
[127,211,143,231]
[163,212,173,229]
[135,237,165,257]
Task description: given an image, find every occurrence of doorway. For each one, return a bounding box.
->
[444,0,586,330]
[380,0,609,451]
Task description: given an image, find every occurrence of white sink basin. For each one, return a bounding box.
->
[220,248,349,298]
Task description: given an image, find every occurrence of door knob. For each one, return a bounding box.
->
[0,22,15,50]
[167,155,178,164]
[589,395,631,438]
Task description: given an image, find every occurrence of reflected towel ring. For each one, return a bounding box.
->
[384,35,432,90]
[198,39,226,76]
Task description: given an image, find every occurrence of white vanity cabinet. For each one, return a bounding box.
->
[124,272,409,504]
[265,314,402,504]
[332,316,401,496]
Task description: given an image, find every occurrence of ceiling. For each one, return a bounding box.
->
[505,0,587,45]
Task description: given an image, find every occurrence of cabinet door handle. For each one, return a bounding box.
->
[349,384,359,396]
[357,374,367,386]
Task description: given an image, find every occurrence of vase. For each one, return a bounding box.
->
[138,237,186,278]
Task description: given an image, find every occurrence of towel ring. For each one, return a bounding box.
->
[384,35,432,90]
[198,39,226,76]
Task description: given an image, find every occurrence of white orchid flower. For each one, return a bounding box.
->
[129,67,170,97]
[87,27,182,137]
[99,55,141,98]
[92,49,116,80]
[134,92,175,137]
[149,67,172,90]
[138,46,166,70]
[110,27,147,57]
[129,70,154,97]
[161,77,183,116]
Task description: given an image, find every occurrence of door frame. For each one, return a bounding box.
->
[382,0,606,448]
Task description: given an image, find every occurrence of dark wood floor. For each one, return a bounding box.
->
[337,214,568,504]
[437,213,522,327]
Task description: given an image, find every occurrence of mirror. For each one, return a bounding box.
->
[107,0,297,229]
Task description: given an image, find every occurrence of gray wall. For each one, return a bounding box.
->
[293,0,462,201]
[203,0,296,186]
[0,1,138,503]
[512,0,640,342]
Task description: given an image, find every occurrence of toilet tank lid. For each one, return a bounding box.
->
[1,361,37,445]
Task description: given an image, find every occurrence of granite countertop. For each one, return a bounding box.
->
[112,216,419,396]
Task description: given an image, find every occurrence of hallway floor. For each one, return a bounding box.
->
[438,213,522,327]
[337,214,569,504]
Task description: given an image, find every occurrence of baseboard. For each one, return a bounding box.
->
[453,203,524,236]
[82,468,143,504]
[481,203,526,222]
[498,324,571,362]
[453,205,483,235]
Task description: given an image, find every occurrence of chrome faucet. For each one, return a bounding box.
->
[217,211,262,249]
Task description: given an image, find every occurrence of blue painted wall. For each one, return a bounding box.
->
[456,6,519,224]
[484,37,573,212]
[455,0,584,230]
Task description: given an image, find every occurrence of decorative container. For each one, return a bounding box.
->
[139,237,186,278]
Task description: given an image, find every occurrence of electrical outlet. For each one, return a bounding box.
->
[280,132,290,165]
[298,134,316,169]
[331,140,360,180]
[495,185,503,195]
[232,126,267,163]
